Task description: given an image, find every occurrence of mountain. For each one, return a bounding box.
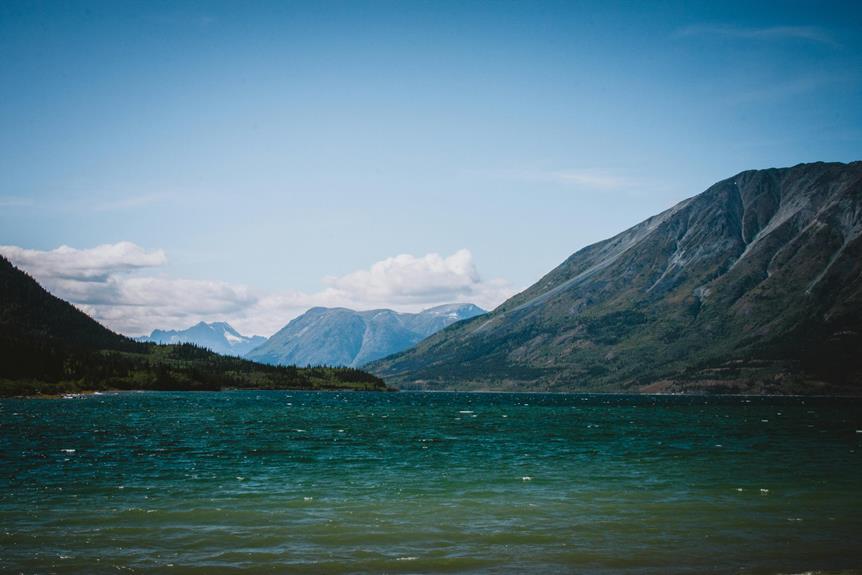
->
[138,322,266,356]
[245,303,486,367]
[369,161,862,395]
[0,256,387,396]
[0,256,139,354]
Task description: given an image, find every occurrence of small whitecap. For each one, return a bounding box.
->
[396,556,418,561]
[61,449,76,454]
[236,476,245,481]
[303,496,313,501]
[760,488,769,495]
[521,476,532,481]
[459,410,474,414]
[736,488,744,492]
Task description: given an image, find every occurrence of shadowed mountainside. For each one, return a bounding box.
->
[369,161,862,395]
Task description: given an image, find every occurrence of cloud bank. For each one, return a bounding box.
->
[0,242,516,337]
[0,242,167,281]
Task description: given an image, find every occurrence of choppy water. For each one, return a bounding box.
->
[1,391,860,574]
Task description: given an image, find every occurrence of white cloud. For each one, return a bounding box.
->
[546,169,638,190]
[229,249,516,335]
[235,250,514,335]
[1,243,516,338]
[674,24,836,46]
[75,277,258,335]
[0,242,166,281]
[0,243,251,335]
[324,249,480,303]
[472,167,642,192]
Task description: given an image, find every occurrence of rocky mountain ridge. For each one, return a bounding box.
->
[369,161,862,394]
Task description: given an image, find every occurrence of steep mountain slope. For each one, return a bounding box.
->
[1,256,139,354]
[0,256,387,395]
[138,322,266,356]
[369,161,862,394]
[245,304,485,367]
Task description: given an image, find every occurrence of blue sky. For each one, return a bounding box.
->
[1,1,860,335]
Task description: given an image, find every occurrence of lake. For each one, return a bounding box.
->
[1,391,860,574]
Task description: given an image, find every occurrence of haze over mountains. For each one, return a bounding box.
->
[245,304,485,367]
[137,322,266,357]
[370,162,862,395]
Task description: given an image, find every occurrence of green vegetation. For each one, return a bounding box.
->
[0,341,389,397]
[0,256,389,397]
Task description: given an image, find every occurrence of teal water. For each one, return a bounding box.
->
[1,391,860,574]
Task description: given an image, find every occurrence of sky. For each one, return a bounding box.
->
[1,0,860,336]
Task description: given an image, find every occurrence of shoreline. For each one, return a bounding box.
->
[11,385,397,400]
[8,387,862,400]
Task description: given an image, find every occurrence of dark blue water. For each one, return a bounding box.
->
[1,391,860,574]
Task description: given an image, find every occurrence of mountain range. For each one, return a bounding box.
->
[0,256,387,396]
[369,161,862,395]
[245,303,485,367]
[4,160,860,396]
[137,322,266,356]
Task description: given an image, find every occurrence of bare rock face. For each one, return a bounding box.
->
[369,161,862,394]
